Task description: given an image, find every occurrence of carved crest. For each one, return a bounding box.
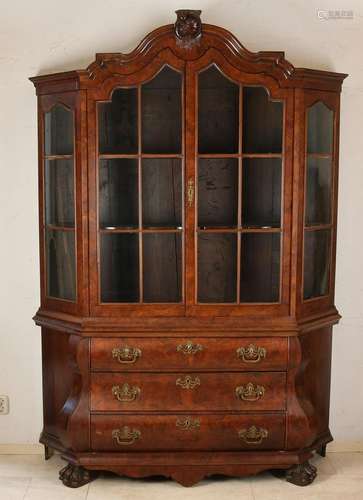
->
[174,9,202,48]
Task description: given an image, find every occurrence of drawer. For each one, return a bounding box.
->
[91,413,285,451]
[91,337,288,372]
[91,372,286,412]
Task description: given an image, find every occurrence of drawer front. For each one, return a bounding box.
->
[91,414,285,451]
[91,372,286,412]
[91,337,288,372]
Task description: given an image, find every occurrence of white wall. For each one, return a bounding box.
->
[0,0,362,446]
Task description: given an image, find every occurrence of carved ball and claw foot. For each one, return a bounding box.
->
[59,463,94,488]
[286,461,317,486]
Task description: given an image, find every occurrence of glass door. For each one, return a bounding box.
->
[43,103,76,302]
[95,66,184,310]
[195,64,284,307]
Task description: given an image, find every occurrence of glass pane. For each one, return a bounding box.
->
[100,233,139,302]
[198,65,239,154]
[46,229,76,301]
[45,105,74,156]
[45,159,74,227]
[198,158,238,227]
[303,229,331,299]
[198,233,237,302]
[98,88,138,154]
[242,158,281,228]
[243,87,283,153]
[142,66,182,153]
[142,159,182,228]
[307,102,333,154]
[143,233,182,302]
[240,233,280,302]
[99,159,138,229]
[305,157,332,225]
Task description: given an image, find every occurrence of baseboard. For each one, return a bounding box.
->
[328,441,363,452]
[0,444,44,455]
[0,441,362,454]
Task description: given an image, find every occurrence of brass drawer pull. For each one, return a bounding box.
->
[176,417,200,431]
[112,383,140,402]
[238,426,268,445]
[112,345,141,364]
[235,383,265,402]
[236,344,266,363]
[176,375,200,389]
[177,341,203,355]
[112,426,141,446]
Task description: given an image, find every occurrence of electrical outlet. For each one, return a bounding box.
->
[0,396,9,415]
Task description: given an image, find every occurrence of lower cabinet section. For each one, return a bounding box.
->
[91,414,285,451]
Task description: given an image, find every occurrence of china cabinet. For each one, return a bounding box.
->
[30,10,347,488]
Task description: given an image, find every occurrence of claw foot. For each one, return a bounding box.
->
[59,463,93,488]
[286,461,317,486]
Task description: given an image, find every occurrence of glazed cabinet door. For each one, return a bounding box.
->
[185,57,293,316]
[38,92,88,315]
[89,60,186,316]
[295,90,340,316]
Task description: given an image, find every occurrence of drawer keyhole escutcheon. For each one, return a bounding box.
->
[235,382,265,401]
[177,341,203,355]
[176,417,200,431]
[112,383,141,402]
[112,345,142,364]
[176,375,201,389]
[236,344,267,363]
[238,426,268,445]
[112,427,141,446]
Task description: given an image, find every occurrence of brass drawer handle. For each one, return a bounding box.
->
[235,383,265,402]
[238,426,268,445]
[112,426,141,446]
[112,383,140,402]
[177,341,203,355]
[236,344,266,363]
[176,375,200,389]
[176,417,200,431]
[112,345,141,364]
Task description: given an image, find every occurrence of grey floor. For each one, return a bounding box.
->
[0,452,362,499]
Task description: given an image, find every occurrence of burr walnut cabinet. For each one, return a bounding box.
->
[30,9,347,488]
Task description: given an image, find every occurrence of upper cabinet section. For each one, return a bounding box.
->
[30,10,347,320]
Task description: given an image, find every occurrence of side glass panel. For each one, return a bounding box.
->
[98,66,183,304]
[44,105,76,301]
[197,69,283,304]
[304,229,331,299]
[45,105,73,155]
[303,101,334,299]
[305,157,331,225]
[45,159,74,227]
